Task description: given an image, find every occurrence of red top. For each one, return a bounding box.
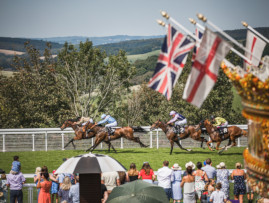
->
[139,169,154,180]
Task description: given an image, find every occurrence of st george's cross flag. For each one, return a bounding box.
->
[183,27,231,108]
[244,30,266,69]
[148,24,195,100]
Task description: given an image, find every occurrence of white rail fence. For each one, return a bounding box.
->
[0,125,248,152]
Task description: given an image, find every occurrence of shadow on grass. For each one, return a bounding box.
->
[89,149,150,154]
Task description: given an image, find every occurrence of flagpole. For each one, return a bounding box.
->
[196,13,262,63]
[189,18,252,65]
[242,21,269,44]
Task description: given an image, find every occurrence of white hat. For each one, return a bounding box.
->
[219,162,226,168]
[216,165,221,169]
[185,161,195,170]
[169,111,176,116]
[171,163,182,170]
[101,114,106,119]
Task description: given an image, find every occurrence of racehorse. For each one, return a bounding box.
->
[85,125,148,152]
[150,120,206,155]
[60,119,116,152]
[200,119,247,151]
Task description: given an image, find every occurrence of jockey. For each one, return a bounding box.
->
[167,110,187,133]
[75,117,93,126]
[97,114,117,136]
[211,115,228,134]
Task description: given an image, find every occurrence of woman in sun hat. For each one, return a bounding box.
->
[193,162,208,201]
[171,163,183,203]
[216,162,230,199]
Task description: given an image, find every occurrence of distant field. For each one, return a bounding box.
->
[0,70,14,77]
[127,50,160,63]
[0,49,25,55]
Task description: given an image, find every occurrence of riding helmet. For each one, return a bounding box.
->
[169,111,176,116]
[210,115,215,120]
[101,114,107,119]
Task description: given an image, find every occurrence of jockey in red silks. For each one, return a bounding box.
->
[167,111,187,133]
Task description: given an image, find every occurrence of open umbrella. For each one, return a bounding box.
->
[55,153,126,203]
[107,180,169,203]
[55,152,126,174]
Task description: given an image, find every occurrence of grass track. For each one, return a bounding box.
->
[0,147,245,173]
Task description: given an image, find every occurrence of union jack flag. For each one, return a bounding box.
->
[191,28,203,63]
[148,24,195,100]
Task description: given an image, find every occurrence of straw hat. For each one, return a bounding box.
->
[185,161,195,170]
[219,162,226,168]
[236,162,242,168]
[171,163,182,170]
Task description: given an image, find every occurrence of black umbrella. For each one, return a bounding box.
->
[107,180,169,203]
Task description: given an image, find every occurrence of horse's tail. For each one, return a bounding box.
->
[131,126,146,132]
[241,129,248,137]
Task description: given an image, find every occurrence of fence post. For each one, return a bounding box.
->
[28,186,33,203]
[121,137,123,149]
[156,129,159,149]
[237,138,241,147]
[2,134,6,152]
[150,131,152,148]
[32,134,35,151]
[45,132,48,151]
[101,142,103,149]
[61,133,65,150]
[91,137,93,146]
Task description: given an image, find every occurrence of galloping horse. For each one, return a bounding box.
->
[200,119,247,151]
[60,119,116,152]
[85,125,148,152]
[150,120,206,155]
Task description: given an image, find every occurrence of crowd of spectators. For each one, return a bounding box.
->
[0,156,268,203]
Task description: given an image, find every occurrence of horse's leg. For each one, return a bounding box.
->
[85,137,103,152]
[175,140,191,152]
[71,139,76,150]
[134,137,149,148]
[200,137,207,149]
[206,140,214,151]
[64,138,74,149]
[216,141,221,150]
[170,140,174,155]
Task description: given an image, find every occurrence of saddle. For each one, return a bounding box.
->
[173,126,185,134]
[106,127,115,135]
[218,127,228,135]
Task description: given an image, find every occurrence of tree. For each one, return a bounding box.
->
[0,42,72,128]
[56,40,135,119]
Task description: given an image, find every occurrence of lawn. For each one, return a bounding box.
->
[0,147,245,174]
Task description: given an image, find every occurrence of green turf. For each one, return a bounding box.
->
[0,147,245,174]
[127,50,160,63]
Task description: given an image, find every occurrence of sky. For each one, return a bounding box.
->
[0,0,269,38]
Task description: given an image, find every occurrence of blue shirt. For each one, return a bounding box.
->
[201,165,216,179]
[69,183,79,203]
[97,115,116,125]
[11,161,21,173]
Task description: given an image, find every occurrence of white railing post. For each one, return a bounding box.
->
[45,132,48,151]
[28,186,33,203]
[61,133,65,150]
[2,134,6,152]
[121,137,123,149]
[32,134,35,151]
[101,142,103,149]
[237,138,241,147]
[91,137,93,146]
[150,131,153,148]
[156,129,159,149]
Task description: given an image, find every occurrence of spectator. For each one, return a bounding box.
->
[171,163,183,203]
[216,162,230,199]
[58,176,72,203]
[193,161,208,201]
[246,182,254,203]
[180,165,195,203]
[51,170,59,203]
[34,167,41,202]
[204,179,215,203]
[117,171,129,184]
[69,175,79,203]
[10,156,21,175]
[37,172,52,203]
[157,160,173,201]
[138,162,155,184]
[101,171,120,194]
[202,158,216,180]
[0,173,8,203]
[127,163,139,182]
[231,163,246,203]
[6,170,25,203]
[210,182,227,203]
[101,182,108,203]
[182,161,195,177]
[40,166,58,183]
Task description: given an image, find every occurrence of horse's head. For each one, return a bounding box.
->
[204,119,212,126]
[60,119,74,130]
[150,120,163,131]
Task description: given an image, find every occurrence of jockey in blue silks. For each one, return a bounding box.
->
[97,114,117,136]
[167,110,187,134]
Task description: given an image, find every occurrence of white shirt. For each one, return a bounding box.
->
[210,190,226,203]
[157,166,173,189]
